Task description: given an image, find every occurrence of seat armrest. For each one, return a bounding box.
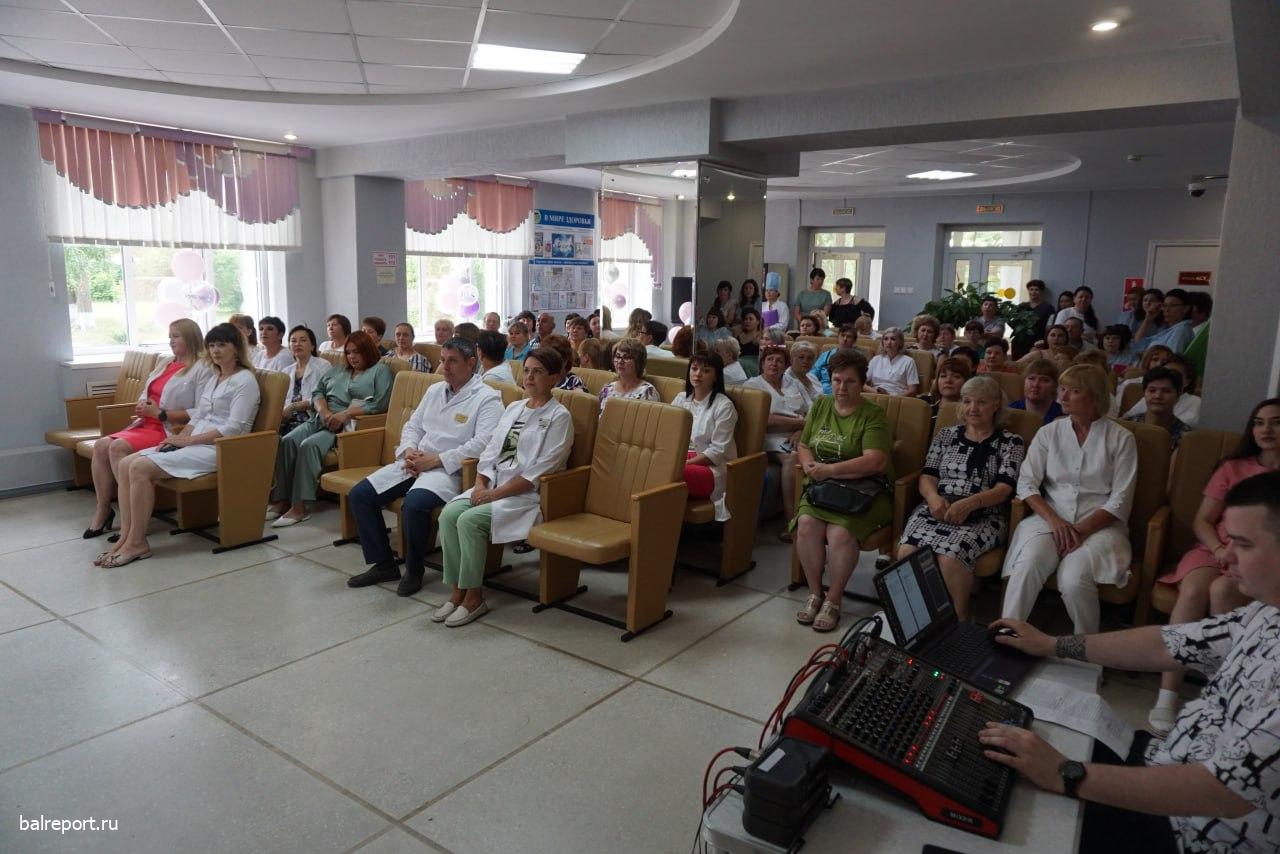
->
[1009,498,1026,531]
[893,470,920,539]
[214,430,277,466]
[632,481,689,523]
[539,465,592,521]
[461,458,479,490]
[1135,505,1171,625]
[336,428,385,470]
[96,403,138,436]
[64,394,112,430]
[351,413,386,431]
[724,451,766,483]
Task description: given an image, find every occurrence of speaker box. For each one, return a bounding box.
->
[670,276,693,318]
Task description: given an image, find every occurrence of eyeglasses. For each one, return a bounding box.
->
[613,354,635,362]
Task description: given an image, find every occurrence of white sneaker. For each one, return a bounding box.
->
[445,601,490,627]
[1148,704,1178,737]
[271,513,310,528]
[431,602,457,623]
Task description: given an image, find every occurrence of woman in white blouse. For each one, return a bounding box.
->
[98,323,262,568]
[599,338,659,413]
[279,325,330,436]
[760,280,790,335]
[1001,365,1138,633]
[435,348,575,627]
[867,327,921,397]
[672,353,739,521]
[253,316,293,372]
[788,341,823,402]
[318,313,351,354]
[747,345,815,538]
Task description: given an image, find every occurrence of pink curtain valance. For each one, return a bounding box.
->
[37,121,299,225]
[404,178,532,235]
[599,194,662,263]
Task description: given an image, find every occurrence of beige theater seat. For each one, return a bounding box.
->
[1119,381,1145,416]
[572,367,615,395]
[413,343,441,368]
[991,370,1027,407]
[644,355,690,380]
[905,349,936,396]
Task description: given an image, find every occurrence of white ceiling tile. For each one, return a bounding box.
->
[574,52,646,74]
[623,0,733,29]
[71,0,212,24]
[363,63,462,87]
[230,28,357,61]
[60,64,169,80]
[488,0,624,19]
[89,18,234,52]
[465,67,567,89]
[366,82,452,94]
[355,35,469,66]
[269,78,367,93]
[250,55,362,82]
[347,1,479,41]
[0,36,34,58]
[376,0,481,6]
[0,0,66,9]
[5,36,150,66]
[203,0,352,33]
[0,7,113,42]
[480,10,609,52]
[162,70,271,89]
[593,19,701,54]
[132,45,257,73]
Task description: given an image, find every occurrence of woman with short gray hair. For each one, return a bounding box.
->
[896,374,1025,619]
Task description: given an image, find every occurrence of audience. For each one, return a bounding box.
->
[566,316,590,353]
[543,334,589,392]
[714,337,748,386]
[279,325,328,436]
[909,315,941,356]
[788,341,823,401]
[698,306,731,348]
[711,280,739,329]
[1056,291,1075,313]
[533,312,555,344]
[1129,287,1166,339]
[434,318,455,345]
[504,320,532,361]
[761,279,790,333]
[600,338,659,411]
[867,327,921,396]
[811,324,857,394]
[1001,365,1138,633]
[1101,324,1135,372]
[974,296,1005,336]
[1183,292,1212,379]
[738,278,762,317]
[482,311,502,332]
[795,268,832,323]
[578,337,609,371]
[1111,344,1175,415]
[797,315,820,337]
[1054,285,1101,344]
[829,276,874,327]
[361,316,389,355]
[320,313,352,354]
[920,356,972,425]
[853,315,875,340]
[1009,358,1064,424]
[1124,367,1190,450]
[1132,288,1195,355]
[962,320,986,351]
[1015,279,1055,358]
[254,316,292,371]
[1064,316,1095,352]
[1019,323,1075,368]
[229,313,261,362]
[386,322,430,372]
[514,310,536,336]
[476,330,514,383]
[453,321,480,343]
[625,307,653,340]
[748,345,817,538]
[1122,353,1201,426]
[936,323,957,355]
[641,320,670,360]
[736,308,764,368]
[671,352,739,522]
[670,325,701,359]
[977,336,1018,374]
[898,375,1026,620]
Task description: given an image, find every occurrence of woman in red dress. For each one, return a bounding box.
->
[84,319,208,538]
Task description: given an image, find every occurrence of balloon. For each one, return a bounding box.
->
[436,275,460,316]
[458,284,480,319]
[678,301,693,325]
[611,293,627,310]
[157,277,187,303]
[186,281,219,312]
[1000,287,1017,299]
[171,248,204,282]
[605,264,620,284]
[666,326,680,343]
[153,300,189,326]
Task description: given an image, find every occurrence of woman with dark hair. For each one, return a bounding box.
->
[921,356,973,424]
[829,276,874,328]
[1110,344,1175,417]
[229,313,260,350]
[1124,366,1190,450]
[280,325,329,436]
[476,330,514,383]
[748,345,816,536]
[1147,398,1280,733]
[319,313,352,354]
[736,307,764,372]
[712,280,738,329]
[1056,291,1075,312]
[361,316,390,355]
[436,347,574,627]
[1101,323,1135,372]
[566,316,590,354]
[387,322,430,372]
[1019,323,1076,369]
[794,268,832,323]
[1131,288,1167,340]
[1054,285,1100,343]
[542,334,589,392]
[599,338,659,412]
[738,278,761,315]
[672,352,738,521]
[268,331,391,527]
[254,316,292,371]
[97,323,260,567]
[698,305,731,349]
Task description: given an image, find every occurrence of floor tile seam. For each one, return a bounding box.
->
[0,533,82,558]
[462,617,648,681]
[343,823,454,854]
[631,678,768,727]
[55,560,281,620]
[0,617,55,637]
[633,591,778,680]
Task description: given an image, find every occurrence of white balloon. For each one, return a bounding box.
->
[157,277,187,303]
[678,300,694,325]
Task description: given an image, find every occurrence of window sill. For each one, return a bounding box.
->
[61,354,126,369]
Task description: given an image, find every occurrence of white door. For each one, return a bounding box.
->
[943,250,1039,300]
[1147,241,1220,294]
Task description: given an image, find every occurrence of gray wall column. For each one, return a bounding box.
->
[321,175,406,329]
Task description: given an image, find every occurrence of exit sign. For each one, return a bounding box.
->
[832,206,855,216]
[976,203,1004,214]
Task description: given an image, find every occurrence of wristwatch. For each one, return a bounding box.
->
[158,408,168,423]
[1059,760,1086,798]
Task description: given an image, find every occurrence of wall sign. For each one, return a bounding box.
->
[1124,277,1144,293]
[831,206,855,216]
[975,203,1004,214]
[372,251,399,286]
[528,208,596,313]
[1177,271,1212,286]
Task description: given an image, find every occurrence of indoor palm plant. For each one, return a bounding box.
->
[922,282,1038,341]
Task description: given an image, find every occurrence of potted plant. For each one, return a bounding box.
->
[922,282,1038,342]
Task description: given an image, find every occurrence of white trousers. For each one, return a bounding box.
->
[1001,519,1131,634]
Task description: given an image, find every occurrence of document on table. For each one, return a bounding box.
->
[1013,677,1135,758]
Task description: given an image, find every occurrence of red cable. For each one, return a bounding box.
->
[702,747,737,807]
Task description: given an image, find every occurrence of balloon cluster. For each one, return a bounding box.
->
[152,248,220,326]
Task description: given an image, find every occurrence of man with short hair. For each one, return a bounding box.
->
[533,311,555,344]
[640,320,669,360]
[809,324,857,394]
[980,470,1280,853]
[1132,288,1196,355]
[974,296,1006,336]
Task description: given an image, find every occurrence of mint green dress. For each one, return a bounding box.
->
[791,395,894,540]
[796,288,833,318]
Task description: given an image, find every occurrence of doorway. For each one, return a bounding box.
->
[943,228,1042,300]
[811,229,886,324]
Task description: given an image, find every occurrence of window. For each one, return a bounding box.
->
[405,255,521,329]
[65,244,276,355]
[599,232,654,318]
[942,227,1043,302]
[947,229,1042,248]
[812,230,885,249]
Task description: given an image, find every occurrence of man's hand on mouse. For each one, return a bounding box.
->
[986,619,1055,657]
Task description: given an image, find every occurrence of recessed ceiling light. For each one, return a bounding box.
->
[282,132,297,141]
[907,170,976,181]
[472,43,584,74]
[676,194,685,200]
[670,168,697,178]
[1091,20,1119,32]
[726,191,736,201]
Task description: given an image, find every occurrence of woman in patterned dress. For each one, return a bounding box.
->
[897,375,1026,620]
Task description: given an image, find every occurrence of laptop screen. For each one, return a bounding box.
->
[876,550,956,647]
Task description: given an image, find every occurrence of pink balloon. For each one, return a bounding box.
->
[611,293,627,310]
[186,282,219,312]
[678,301,693,325]
[171,248,204,283]
[153,300,189,327]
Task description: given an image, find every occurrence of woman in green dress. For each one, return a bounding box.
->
[268,331,392,527]
[794,267,833,325]
[792,348,894,632]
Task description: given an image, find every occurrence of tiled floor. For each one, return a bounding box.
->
[0,488,1171,852]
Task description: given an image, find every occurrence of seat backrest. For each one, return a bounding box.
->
[1119,382,1144,415]
[935,402,1044,449]
[1166,429,1240,559]
[584,397,692,523]
[252,370,290,433]
[905,350,935,394]
[508,360,524,385]
[650,376,687,403]
[413,343,442,367]
[483,378,526,407]
[645,355,690,380]
[992,371,1026,405]
[379,372,443,463]
[862,393,932,477]
[1114,418,1172,553]
[572,367,615,395]
[115,350,159,403]
[724,386,771,455]
[383,357,409,376]
[551,388,599,469]
[797,335,840,352]
[855,338,881,358]
[318,351,343,368]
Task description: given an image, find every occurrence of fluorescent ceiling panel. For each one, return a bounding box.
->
[471,43,584,73]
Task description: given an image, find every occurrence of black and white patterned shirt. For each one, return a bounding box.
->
[1147,603,1280,851]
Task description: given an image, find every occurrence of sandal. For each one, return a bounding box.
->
[813,601,842,633]
[103,551,152,568]
[93,550,115,567]
[796,594,822,625]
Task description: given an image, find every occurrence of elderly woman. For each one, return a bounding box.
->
[793,349,894,633]
[1146,397,1279,733]
[1001,365,1138,634]
[672,353,738,521]
[599,337,659,412]
[867,327,921,396]
[910,315,942,356]
[748,345,818,537]
[435,348,574,627]
[788,341,823,400]
[433,318,455,346]
[84,319,208,539]
[1009,358,1063,425]
[268,331,392,527]
[279,325,330,436]
[386,322,431,372]
[319,313,352,354]
[1124,366,1190,450]
[897,376,1025,620]
[760,280,790,334]
[714,337,748,386]
[96,323,260,567]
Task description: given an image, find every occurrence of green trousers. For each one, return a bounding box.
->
[273,419,337,504]
[438,499,493,590]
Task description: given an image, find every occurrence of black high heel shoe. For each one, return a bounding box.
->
[83,509,115,539]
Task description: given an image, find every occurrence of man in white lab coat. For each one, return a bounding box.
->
[346,337,503,597]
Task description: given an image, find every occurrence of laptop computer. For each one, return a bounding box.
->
[873,550,1035,696]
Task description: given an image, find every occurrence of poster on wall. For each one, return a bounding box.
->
[528,208,596,320]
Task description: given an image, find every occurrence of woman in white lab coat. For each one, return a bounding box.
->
[347,337,505,597]
[1001,364,1138,634]
[99,323,261,568]
[434,347,575,627]
[671,352,738,522]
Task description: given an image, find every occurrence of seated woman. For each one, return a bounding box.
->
[736,308,765,374]
[577,337,609,371]
[386,322,431,372]
[977,336,1018,374]
[229,313,262,364]
[279,325,330,436]
[714,337,748,386]
[1130,287,1166,341]
[909,315,941,356]
[811,324,857,394]
[711,280,739,330]
[84,319,208,539]
[268,331,391,528]
[1017,323,1075,369]
[671,325,704,359]
[962,320,986,351]
[566,316,590,354]
[1101,323,1135,373]
[1146,397,1279,733]
[476,330,514,384]
[898,376,1025,620]
[1009,358,1064,424]
[866,327,921,396]
[1124,366,1190,450]
[433,318,455,345]
[436,348,574,627]
[920,356,973,425]
[796,315,820,337]
[793,349,894,633]
[254,316,293,372]
[319,313,352,354]
[1001,365,1138,634]
[542,334,590,393]
[748,345,818,538]
[361,316,390,355]
[599,338,659,412]
[672,352,738,522]
[504,320,531,361]
[788,341,823,401]
[696,307,731,349]
[1109,344,1175,417]
[97,323,261,567]
[1122,352,1202,426]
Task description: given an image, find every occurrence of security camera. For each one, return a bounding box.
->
[1187,181,1206,198]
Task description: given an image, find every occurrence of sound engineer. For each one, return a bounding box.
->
[978,471,1280,853]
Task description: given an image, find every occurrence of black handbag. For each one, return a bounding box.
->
[805,476,889,516]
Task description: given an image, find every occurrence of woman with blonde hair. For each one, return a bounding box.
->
[83,319,209,539]
[625,308,653,340]
[577,337,609,370]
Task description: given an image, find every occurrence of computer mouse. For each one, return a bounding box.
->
[988,626,1018,640]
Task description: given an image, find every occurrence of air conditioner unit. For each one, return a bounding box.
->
[86,381,117,397]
